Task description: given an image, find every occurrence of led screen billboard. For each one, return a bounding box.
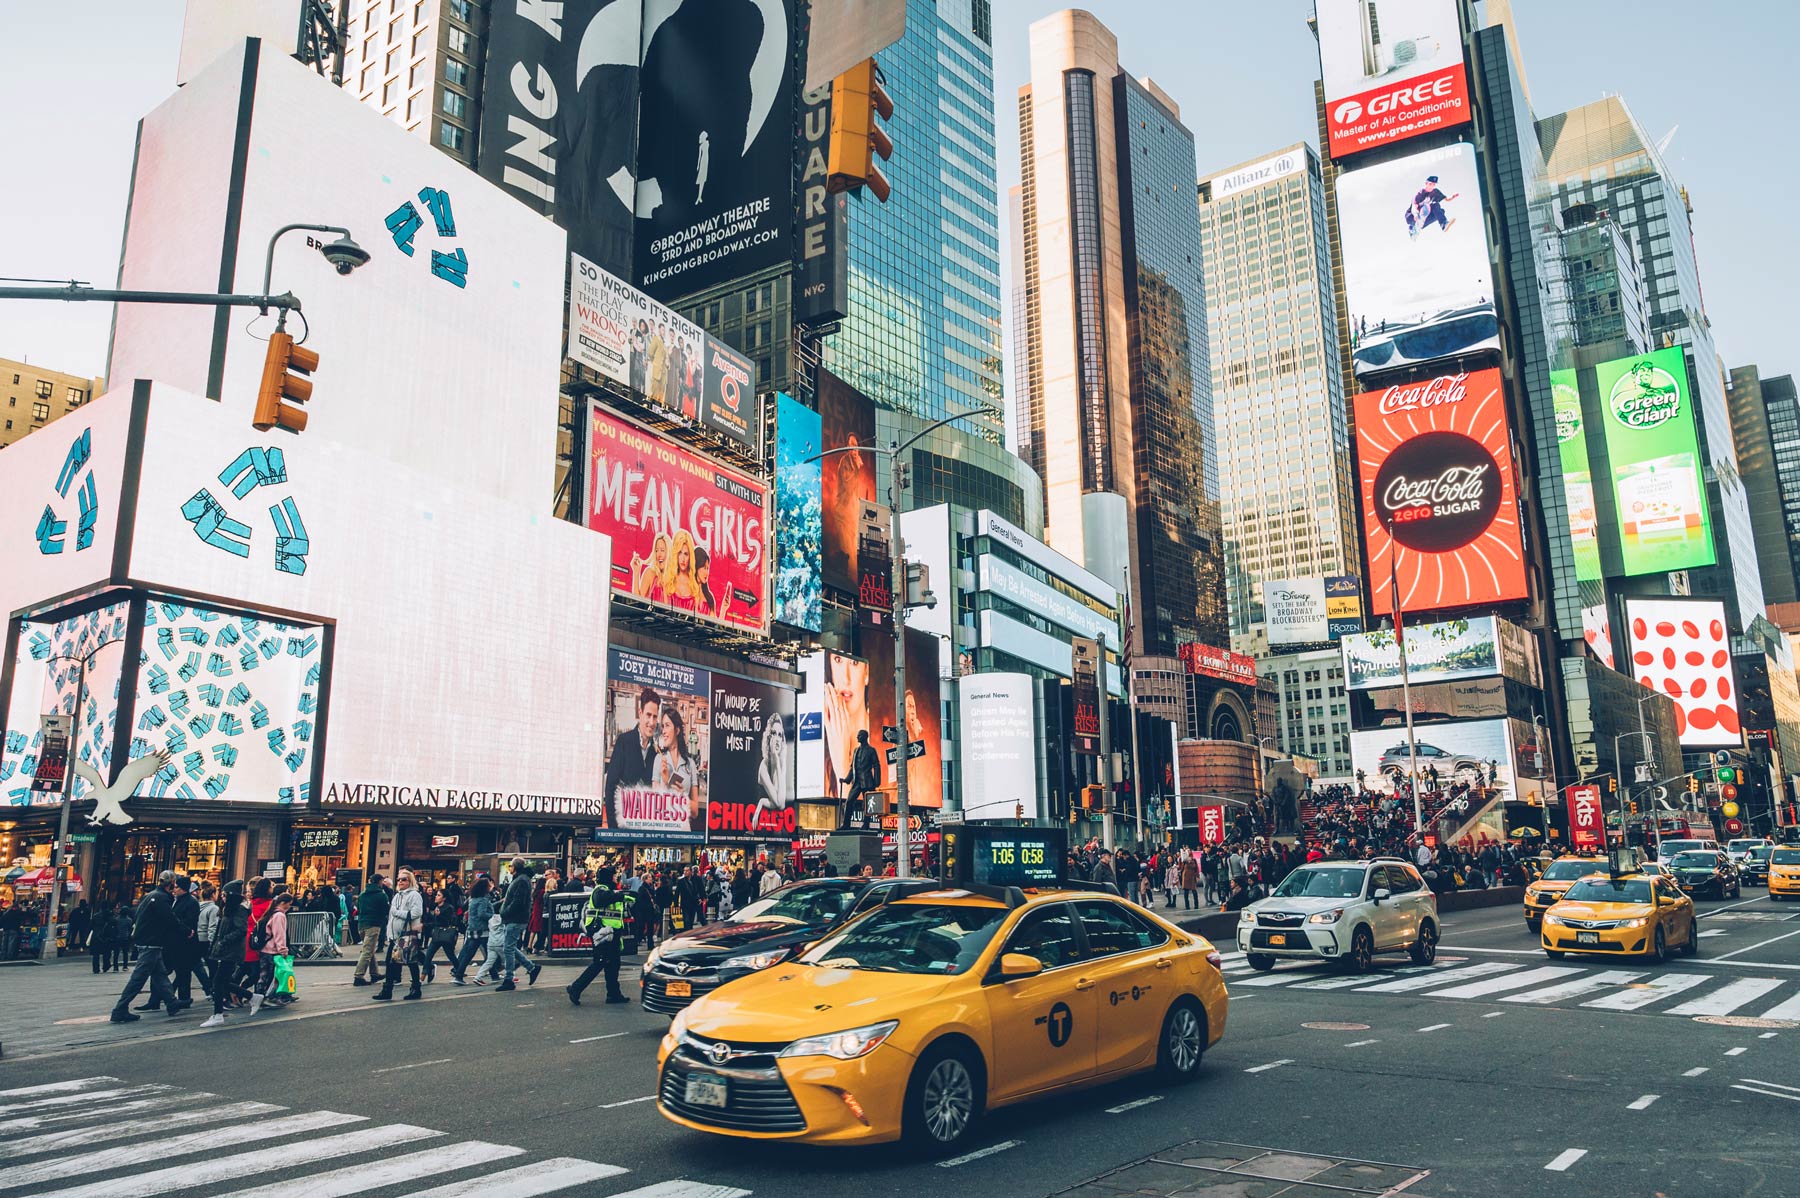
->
[818,369,877,595]
[1354,368,1526,616]
[1341,616,1499,691]
[1340,142,1498,380]
[1596,348,1716,576]
[1349,717,1518,803]
[1318,0,1470,159]
[773,393,823,631]
[957,673,1039,822]
[815,635,941,810]
[1551,369,1603,581]
[586,406,768,632]
[632,0,796,301]
[1624,598,1741,748]
[707,671,798,840]
[1264,575,1364,645]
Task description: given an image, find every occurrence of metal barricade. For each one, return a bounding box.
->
[285,911,342,960]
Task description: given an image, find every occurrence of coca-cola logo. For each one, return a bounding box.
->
[1378,373,1468,416]
[1373,431,1502,553]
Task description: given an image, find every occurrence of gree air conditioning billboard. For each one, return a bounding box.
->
[1317,0,1471,160]
[1596,348,1716,576]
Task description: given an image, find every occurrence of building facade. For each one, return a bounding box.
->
[1726,366,1800,608]
[0,357,100,450]
[1198,143,1358,639]
[1264,646,1353,779]
[339,0,483,165]
[1012,8,1225,656]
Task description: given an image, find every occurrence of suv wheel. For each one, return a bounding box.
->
[1245,952,1276,972]
[1346,926,1375,973]
[1408,920,1438,966]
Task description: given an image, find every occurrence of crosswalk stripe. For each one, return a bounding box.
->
[0,1080,118,1101]
[0,1086,169,1119]
[1227,967,1325,987]
[1355,962,1513,993]
[1583,973,1708,1011]
[1501,970,1645,1006]
[212,1141,525,1198]
[1759,991,1800,1021]
[1666,978,1784,1017]
[0,1094,210,1136]
[1423,965,1581,999]
[0,1110,365,1191]
[0,1102,285,1161]
[604,1183,753,1198]
[404,1158,631,1198]
[37,1123,443,1198]
[1288,973,1396,990]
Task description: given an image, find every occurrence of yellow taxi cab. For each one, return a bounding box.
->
[655,828,1228,1155]
[1542,871,1697,961]
[1770,845,1800,899]
[1523,855,1610,931]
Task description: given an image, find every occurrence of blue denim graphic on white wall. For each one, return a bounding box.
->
[181,447,311,575]
[386,186,467,288]
[35,426,99,555]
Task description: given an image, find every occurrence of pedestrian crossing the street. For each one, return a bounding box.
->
[1216,952,1800,1023]
[0,1077,750,1198]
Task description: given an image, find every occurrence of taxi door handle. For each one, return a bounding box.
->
[1074,978,1096,991]
[1154,957,1172,970]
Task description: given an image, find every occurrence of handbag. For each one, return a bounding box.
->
[272,954,297,996]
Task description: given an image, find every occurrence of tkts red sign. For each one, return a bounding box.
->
[1565,784,1604,851]
[1198,805,1226,846]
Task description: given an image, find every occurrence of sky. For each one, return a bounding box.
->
[0,1,1794,384]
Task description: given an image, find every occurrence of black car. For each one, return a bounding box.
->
[1741,844,1772,887]
[639,877,938,1015]
[1668,850,1741,900]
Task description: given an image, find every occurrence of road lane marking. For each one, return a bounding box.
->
[1759,991,1800,1020]
[1229,968,1333,987]
[1288,974,1390,990]
[404,1158,631,1198]
[1244,1059,1294,1073]
[1424,965,1580,999]
[40,1123,444,1198]
[0,1101,284,1161]
[1683,1067,1710,1077]
[1667,978,1783,1016]
[1355,962,1513,993]
[1105,1096,1164,1114]
[1725,1047,1747,1056]
[1731,1084,1800,1103]
[1583,973,1708,1011]
[213,1141,525,1198]
[1416,1023,1451,1033]
[0,1079,117,1100]
[1344,1039,1380,1047]
[1440,946,1542,955]
[937,1140,1021,1168]
[1740,1078,1800,1093]
[1627,1094,1659,1110]
[0,1086,170,1118]
[602,1184,752,1198]
[1699,929,1729,938]
[1760,1032,1780,1039]
[371,1059,454,1074]
[600,1096,655,1109]
[0,1095,197,1135]
[1502,970,1644,1006]
[1699,896,1773,917]
[0,1110,367,1191]
[1712,927,1800,960]
[1544,1149,1587,1172]
[570,1033,629,1043]
[1482,1011,1505,1018]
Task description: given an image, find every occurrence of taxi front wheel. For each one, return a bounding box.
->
[904,1042,983,1156]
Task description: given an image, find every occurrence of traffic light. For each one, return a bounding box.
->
[253,331,319,433]
[1080,784,1102,810]
[1608,776,1618,794]
[828,58,894,202]
[1628,799,1639,815]
[1688,775,1700,795]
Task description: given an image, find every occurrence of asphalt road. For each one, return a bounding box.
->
[2,888,1797,1198]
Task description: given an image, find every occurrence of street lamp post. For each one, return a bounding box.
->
[1254,735,1276,836]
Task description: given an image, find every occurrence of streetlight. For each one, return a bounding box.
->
[809,405,983,877]
[1253,736,1277,835]
[37,631,127,959]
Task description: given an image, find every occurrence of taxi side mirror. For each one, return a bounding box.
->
[999,953,1044,979]
[1373,888,1392,903]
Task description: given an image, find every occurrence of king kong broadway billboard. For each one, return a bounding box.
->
[1354,368,1527,617]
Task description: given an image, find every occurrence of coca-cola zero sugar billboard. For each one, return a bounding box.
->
[1354,368,1526,616]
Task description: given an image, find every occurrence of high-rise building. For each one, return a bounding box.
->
[0,357,101,449]
[1198,143,1358,639]
[1554,203,1649,353]
[1012,8,1225,656]
[340,0,484,166]
[1726,367,1800,607]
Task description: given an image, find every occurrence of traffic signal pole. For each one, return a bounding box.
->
[0,283,300,314]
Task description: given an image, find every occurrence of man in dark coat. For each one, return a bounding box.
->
[110,871,186,1022]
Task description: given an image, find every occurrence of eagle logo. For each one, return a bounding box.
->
[70,749,173,827]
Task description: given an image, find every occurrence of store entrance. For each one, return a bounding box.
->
[92,829,235,906]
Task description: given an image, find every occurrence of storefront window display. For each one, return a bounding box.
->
[287,823,372,893]
[94,829,238,905]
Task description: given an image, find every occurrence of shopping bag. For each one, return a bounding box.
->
[272,954,297,996]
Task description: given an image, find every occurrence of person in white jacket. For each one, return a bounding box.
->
[758,866,784,898]
[372,870,426,1002]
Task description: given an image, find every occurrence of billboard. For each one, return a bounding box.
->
[819,649,877,805]
[1350,718,1516,801]
[586,406,768,632]
[1178,642,1258,686]
[1582,603,1615,670]
[1341,616,1499,690]
[1264,575,1363,645]
[1340,143,1498,379]
[1596,348,1716,576]
[1551,369,1603,582]
[957,673,1038,822]
[1355,368,1526,616]
[477,0,641,277]
[818,370,877,594]
[1624,598,1741,748]
[1565,784,1605,851]
[2,602,129,808]
[1197,805,1226,846]
[815,633,939,810]
[599,648,709,842]
[1318,0,1470,159]
[567,253,763,455]
[708,672,798,840]
[632,0,796,300]
[1071,637,1102,756]
[773,394,823,631]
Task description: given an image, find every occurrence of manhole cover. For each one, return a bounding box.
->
[1694,1015,1798,1029]
[1300,1021,1370,1031]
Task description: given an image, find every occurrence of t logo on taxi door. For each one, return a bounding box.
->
[1035,1001,1074,1047]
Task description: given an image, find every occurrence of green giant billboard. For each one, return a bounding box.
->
[1551,369,1602,582]
[1596,347,1715,576]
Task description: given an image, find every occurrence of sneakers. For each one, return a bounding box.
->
[200,1014,226,1029]
[565,986,581,1007]
[494,980,517,992]
[247,994,264,1015]
[526,964,542,987]
[473,975,489,986]
[452,976,468,986]
[109,1011,140,1024]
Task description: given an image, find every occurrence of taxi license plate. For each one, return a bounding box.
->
[684,1074,728,1108]
[666,980,692,997]
[1268,933,1287,946]
[1576,931,1600,945]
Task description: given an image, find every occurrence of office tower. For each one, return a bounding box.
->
[340,0,483,165]
[1013,8,1225,656]
[1199,143,1359,638]
[1555,203,1649,353]
[1727,367,1800,607]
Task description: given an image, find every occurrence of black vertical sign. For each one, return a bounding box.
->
[795,81,849,323]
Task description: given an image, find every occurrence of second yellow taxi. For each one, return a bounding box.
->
[1541,871,1697,961]
[1770,844,1800,899]
[1522,854,1610,931]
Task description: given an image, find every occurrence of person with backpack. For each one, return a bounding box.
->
[201,881,252,1027]
[109,871,186,1023]
[565,867,630,1006]
[372,869,426,1001]
[89,900,116,973]
[109,902,134,971]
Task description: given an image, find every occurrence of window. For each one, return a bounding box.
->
[447,26,470,55]
[32,401,51,421]
[442,90,466,119]
[406,94,421,121]
[438,123,465,152]
[443,58,468,88]
[1075,901,1166,956]
[1002,905,1085,971]
[447,0,473,19]
[4,419,11,430]
[35,380,53,399]
[66,386,83,404]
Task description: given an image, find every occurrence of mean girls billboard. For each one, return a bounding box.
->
[1354,368,1526,617]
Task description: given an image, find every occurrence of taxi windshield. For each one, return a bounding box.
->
[1272,867,1365,899]
[1773,849,1800,865]
[799,902,1006,975]
[1670,852,1717,869]
[1562,878,1653,904]
[730,883,856,926]
[1542,859,1598,881]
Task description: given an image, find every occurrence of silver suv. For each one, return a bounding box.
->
[1236,858,1439,973]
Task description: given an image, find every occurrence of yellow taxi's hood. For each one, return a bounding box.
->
[1528,880,1575,895]
[1550,901,1654,920]
[680,963,959,1042]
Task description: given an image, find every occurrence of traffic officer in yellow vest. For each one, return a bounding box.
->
[566,867,631,1006]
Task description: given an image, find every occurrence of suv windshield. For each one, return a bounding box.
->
[1670,852,1718,869]
[799,902,1007,975]
[1748,846,1773,862]
[1271,866,1366,899]
[1728,840,1765,853]
[1659,841,1706,858]
[1563,878,1653,904]
[1543,859,1599,881]
[730,882,856,926]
